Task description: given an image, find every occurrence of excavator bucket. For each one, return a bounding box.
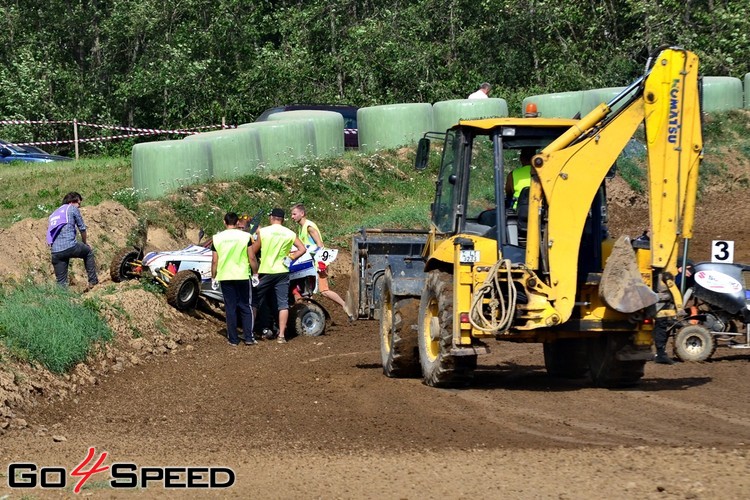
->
[599,236,658,313]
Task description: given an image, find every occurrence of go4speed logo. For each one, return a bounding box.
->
[7,447,235,493]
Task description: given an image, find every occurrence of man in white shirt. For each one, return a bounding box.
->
[468,82,491,99]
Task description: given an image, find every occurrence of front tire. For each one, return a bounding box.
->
[293,301,327,337]
[166,270,200,311]
[109,248,141,282]
[587,333,645,388]
[417,270,476,388]
[674,325,716,362]
[380,269,420,378]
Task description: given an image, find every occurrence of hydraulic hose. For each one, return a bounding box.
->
[469,259,517,334]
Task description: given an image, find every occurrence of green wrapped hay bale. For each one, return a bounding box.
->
[267,110,344,157]
[745,73,750,109]
[238,120,317,171]
[580,87,629,116]
[522,92,583,119]
[433,98,508,133]
[702,76,743,112]
[184,127,262,180]
[358,103,433,153]
[132,140,210,200]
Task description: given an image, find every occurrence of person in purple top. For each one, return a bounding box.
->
[47,192,98,289]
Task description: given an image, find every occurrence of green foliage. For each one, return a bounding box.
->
[617,157,647,194]
[1,0,749,145]
[0,285,112,374]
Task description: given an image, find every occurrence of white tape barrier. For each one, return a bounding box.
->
[0,119,234,147]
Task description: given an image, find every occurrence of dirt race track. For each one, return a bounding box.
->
[1,177,750,498]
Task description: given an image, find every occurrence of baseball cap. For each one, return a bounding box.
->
[269,208,285,219]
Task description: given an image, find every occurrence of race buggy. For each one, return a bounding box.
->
[671,261,750,361]
[109,236,337,337]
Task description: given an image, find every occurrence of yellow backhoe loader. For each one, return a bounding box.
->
[346,46,702,388]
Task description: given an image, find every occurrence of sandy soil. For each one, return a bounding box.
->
[1,178,749,499]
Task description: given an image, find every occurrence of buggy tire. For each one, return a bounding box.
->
[417,270,476,388]
[674,324,716,362]
[544,339,588,378]
[110,248,141,283]
[166,270,200,311]
[293,301,326,337]
[380,268,421,378]
[587,333,645,388]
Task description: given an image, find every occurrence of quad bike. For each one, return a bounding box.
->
[671,261,750,361]
[109,241,336,337]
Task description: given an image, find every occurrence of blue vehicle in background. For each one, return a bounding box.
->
[0,139,72,163]
[255,104,359,149]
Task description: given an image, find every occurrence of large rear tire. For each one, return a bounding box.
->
[417,270,476,388]
[110,248,141,283]
[293,301,327,337]
[380,269,420,378]
[166,270,200,311]
[587,334,645,388]
[674,325,716,362]
[543,339,588,378]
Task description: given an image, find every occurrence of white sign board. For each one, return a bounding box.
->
[711,240,734,264]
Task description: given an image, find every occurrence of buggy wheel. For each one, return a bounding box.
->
[293,301,326,337]
[417,270,476,388]
[380,268,421,378]
[110,248,141,283]
[587,333,645,388]
[166,270,200,311]
[674,325,716,362]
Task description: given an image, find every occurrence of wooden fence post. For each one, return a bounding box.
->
[73,119,79,160]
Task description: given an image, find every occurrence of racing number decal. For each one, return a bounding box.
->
[316,247,338,265]
[711,240,734,264]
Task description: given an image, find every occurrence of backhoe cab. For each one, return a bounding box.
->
[358,47,702,388]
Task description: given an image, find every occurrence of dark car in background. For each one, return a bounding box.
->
[0,139,72,163]
[255,104,359,149]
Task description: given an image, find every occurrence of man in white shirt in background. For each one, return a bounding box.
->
[468,82,491,99]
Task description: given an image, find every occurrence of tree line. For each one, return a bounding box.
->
[0,0,747,146]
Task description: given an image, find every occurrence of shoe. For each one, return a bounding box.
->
[228,342,239,347]
[262,329,276,340]
[277,337,287,344]
[244,340,258,346]
[654,353,675,365]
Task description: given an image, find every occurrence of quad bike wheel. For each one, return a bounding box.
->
[380,268,421,378]
[674,324,716,362]
[417,270,476,388]
[110,248,141,283]
[293,301,327,337]
[166,270,200,311]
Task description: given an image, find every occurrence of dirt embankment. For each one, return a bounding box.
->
[0,180,749,498]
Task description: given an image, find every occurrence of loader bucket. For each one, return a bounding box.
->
[599,235,658,313]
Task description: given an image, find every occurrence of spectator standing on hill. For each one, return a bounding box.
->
[47,191,99,290]
[211,212,258,347]
[468,82,491,99]
[250,208,306,344]
[290,203,354,321]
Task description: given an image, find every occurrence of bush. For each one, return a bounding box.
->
[0,285,112,373]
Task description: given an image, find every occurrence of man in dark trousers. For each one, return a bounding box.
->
[211,212,259,347]
[47,191,99,289]
[250,208,306,344]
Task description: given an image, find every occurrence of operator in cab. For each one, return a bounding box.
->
[505,148,534,210]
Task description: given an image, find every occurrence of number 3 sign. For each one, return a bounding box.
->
[711,240,734,263]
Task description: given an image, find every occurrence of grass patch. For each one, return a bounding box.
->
[0,156,131,227]
[0,285,112,373]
